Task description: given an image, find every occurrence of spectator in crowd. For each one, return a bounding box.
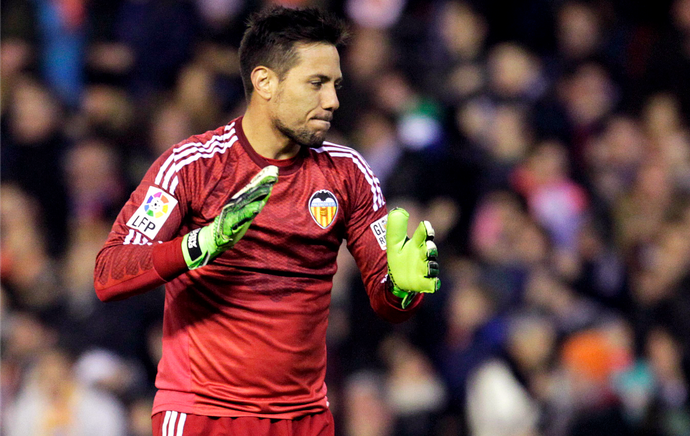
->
[7,347,127,436]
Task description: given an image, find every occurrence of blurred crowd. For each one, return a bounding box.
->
[2,0,690,435]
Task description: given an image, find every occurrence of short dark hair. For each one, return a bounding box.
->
[239,6,349,98]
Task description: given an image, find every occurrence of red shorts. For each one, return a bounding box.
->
[152,410,334,436]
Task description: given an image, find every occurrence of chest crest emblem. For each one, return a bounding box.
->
[309,190,338,229]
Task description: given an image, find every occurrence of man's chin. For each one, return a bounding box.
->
[275,120,328,148]
[295,129,327,148]
[306,132,327,148]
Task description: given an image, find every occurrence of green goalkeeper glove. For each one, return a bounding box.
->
[386,208,440,308]
[181,165,279,269]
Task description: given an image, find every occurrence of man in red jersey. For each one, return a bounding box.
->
[94,7,440,436]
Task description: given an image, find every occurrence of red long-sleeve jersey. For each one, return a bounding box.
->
[94,117,422,419]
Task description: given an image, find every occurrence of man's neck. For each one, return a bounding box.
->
[242,105,300,160]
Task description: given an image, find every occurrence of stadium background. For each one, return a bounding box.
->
[2,0,690,435]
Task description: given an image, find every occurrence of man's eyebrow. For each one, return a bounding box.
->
[309,74,343,82]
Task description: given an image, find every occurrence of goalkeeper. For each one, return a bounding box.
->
[94,6,439,436]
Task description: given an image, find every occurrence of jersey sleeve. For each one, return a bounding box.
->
[343,155,423,323]
[94,149,190,302]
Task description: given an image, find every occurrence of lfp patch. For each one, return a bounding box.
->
[126,186,178,239]
[309,190,338,229]
[144,190,171,218]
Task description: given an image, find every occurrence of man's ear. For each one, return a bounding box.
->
[251,66,277,100]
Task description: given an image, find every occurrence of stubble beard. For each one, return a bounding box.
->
[273,117,327,149]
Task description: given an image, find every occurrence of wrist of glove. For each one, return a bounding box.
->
[386,208,440,309]
[388,277,420,310]
[182,165,279,269]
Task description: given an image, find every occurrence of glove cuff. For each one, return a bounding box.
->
[387,273,418,309]
[182,226,213,270]
[389,284,408,299]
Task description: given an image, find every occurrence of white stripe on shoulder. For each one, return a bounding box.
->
[323,142,381,186]
[170,176,179,195]
[163,135,238,190]
[154,122,237,190]
[155,154,177,186]
[317,142,385,211]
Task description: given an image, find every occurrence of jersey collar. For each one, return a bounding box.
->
[235,116,305,176]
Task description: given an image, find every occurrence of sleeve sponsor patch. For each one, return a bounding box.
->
[126,186,178,239]
[370,215,388,250]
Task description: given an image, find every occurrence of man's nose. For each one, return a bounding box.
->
[322,85,340,111]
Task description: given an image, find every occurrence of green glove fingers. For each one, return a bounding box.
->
[386,207,412,246]
[182,165,279,269]
[427,240,440,277]
[386,208,440,308]
[214,175,276,247]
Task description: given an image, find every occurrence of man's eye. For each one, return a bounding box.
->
[310,81,323,88]
[335,82,343,90]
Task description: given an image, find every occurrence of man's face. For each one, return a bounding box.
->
[270,42,342,148]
